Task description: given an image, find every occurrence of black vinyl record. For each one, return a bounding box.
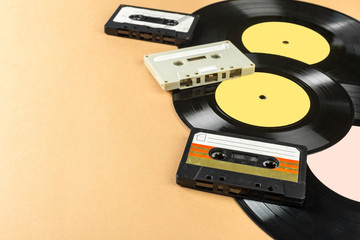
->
[184,0,360,125]
[172,53,354,154]
[237,167,360,240]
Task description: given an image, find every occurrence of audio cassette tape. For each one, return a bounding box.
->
[176,129,307,206]
[144,40,255,90]
[104,5,199,45]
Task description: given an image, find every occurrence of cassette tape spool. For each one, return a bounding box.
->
[176,128,307,206]
[104,5,199,45]
[144,41,255,90]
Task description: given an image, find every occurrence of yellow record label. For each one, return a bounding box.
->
[241,22,330,65]
[215,72,311,127]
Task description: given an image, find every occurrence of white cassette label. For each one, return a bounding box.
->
[193,132,300,161]
[113,6,195,33]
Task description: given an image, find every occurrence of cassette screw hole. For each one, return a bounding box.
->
[219,176,226,181]
[263,160,278,169]
[211,151,226,160]
[173,61,184,66]
[259,95,267,100]
[211,53,221,59]
[283,40,289,44]
[206,175,213,180]
[255,183,261,187]
[268,186,273,191]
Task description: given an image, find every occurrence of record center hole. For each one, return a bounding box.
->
[259,95,267,100]
[282,40,289,44]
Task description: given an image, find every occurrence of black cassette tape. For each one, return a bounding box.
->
[104,5,199,45]
[176,129,308,206]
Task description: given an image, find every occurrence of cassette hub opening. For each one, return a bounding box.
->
[210,151,227,160]
[263,160,278,169]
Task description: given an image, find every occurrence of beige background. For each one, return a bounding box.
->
[0,0,359,239]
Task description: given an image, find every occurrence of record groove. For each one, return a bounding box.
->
[172,53,354,153]
[236,167,360,240]
[184,0,360,125]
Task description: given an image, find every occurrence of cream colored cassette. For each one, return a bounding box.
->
[144,40,255,90]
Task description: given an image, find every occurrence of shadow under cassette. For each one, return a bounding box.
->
[184,0,360,125]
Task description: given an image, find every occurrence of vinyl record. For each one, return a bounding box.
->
[172,53,354,153]
[236,167,360,240]
[184,0,360,125]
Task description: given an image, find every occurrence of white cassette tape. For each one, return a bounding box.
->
[144,40,255,90]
